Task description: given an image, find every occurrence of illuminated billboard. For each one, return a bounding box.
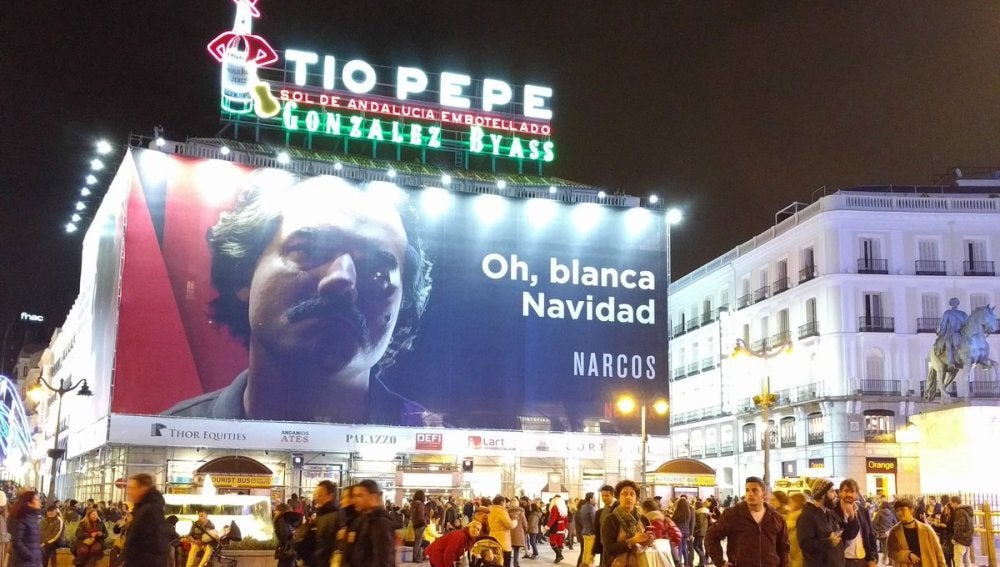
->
[208,0,555,167]
[110,149,668,431]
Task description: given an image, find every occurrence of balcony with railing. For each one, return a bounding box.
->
[751,338,768,353]
[917,318,940,333]
[687,318,700,332]
[915,260,946,276]
[859,379,901,396]
[970,381,1000,398]
[720,442,734,456]
[808,430,824,445]
[963,260,995,276]
[796,383,821,402]
[701,357,716,371]
[716,304,730,318]
[705,446,718,458]
[671,367,686,380]
[686,362,700,377]
[753,286,770,303]
[671,406,729,425]
[701,311,715,326]
[772,277,790,295]
[774,388,792,406]
[739,397,755,413]
[919,380,957,398]
[799,320,820,339]
[858,258,889,274]
[859,316,894,332]
[799,265,817,283]
[737,294,752,310]
[769,331,791,349]
[672,323,685,338]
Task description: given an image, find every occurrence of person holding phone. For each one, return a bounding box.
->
[797,478,845,567]
[599,480,653,567]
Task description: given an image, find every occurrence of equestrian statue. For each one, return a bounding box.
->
[925,298,998,401]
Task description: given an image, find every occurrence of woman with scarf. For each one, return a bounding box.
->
[546,495,570,563]
[600,481,654,567]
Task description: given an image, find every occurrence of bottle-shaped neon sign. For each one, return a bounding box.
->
[207,0,277,115]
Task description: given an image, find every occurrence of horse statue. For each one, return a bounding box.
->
[925,301,998,401]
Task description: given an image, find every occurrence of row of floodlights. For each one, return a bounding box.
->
[66,140,115,233]
[243,148,677,212]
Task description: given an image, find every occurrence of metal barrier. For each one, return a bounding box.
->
[977,502,998,567]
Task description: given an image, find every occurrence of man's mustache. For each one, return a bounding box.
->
[286,296,369,341]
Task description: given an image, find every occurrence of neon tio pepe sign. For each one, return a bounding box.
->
[209,0,555,163]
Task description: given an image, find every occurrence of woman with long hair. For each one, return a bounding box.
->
[672,497,695,567]
[74,508,107,567]
[9,490,43,567]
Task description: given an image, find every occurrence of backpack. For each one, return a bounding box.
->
[292,521,316,561]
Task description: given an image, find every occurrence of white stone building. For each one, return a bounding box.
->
[667,177,1000,499]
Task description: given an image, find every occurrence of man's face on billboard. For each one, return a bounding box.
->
[242,179,407,376]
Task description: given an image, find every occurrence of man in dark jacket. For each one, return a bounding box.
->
[706,476,790,567]
[124,473,169,567]
[411,490,429,562]
[349,480,396,567]
[797,478,844,567]
[837,479,878,567]
[950,496,974,567]
[310,480,339,567]
[592,484,616,564]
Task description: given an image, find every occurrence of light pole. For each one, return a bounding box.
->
[731,338,788,487]
[28,377,93,500]
[616,394,669,497]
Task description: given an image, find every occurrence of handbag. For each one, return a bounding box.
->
[611,527,640,567]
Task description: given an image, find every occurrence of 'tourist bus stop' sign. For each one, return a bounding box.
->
[209,0,555,167]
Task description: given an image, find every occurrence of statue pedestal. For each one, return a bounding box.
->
[908,404,1000,493]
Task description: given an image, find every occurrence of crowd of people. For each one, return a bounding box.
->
[0,474,983,567]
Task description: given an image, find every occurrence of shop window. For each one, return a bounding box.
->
[864,410,896,443]
[780,417,796,447]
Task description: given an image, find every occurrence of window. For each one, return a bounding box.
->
[690,429,704,456]
[865,348,886,381]
[863,293,884,319]
[971,293,990,310]
[705,427,718,452]
[721,424,734,453]
[777,259,788,281]
[759,268,769,289]
[965,240,987,263]
[807,412,824,444]
[742,423,757,452]
[801,247,815,272]
[675,432,689,457]
[778,309,790,335]
[742,324,751,345]
[861,237,882,260]
[780,416,796,447]
[703,297,713,320]
[767,419,777,448]
[918,240,940,262]
[864,410,896,443]
[921,294,941,319]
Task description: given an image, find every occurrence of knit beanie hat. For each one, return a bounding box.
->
[810,478,834,501]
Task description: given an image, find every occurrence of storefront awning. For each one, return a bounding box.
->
[649,458,716,487]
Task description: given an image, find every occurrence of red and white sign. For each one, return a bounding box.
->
[415,432,443,451]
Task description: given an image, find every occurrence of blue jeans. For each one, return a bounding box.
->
[678,533,692,566]
[413,526,426,561]
[529,533,539,556]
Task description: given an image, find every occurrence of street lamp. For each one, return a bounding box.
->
[616,393,669,497]
[28,377,93,500]
[731,338,790,487]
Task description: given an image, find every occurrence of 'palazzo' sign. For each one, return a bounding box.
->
[209,0,555,164]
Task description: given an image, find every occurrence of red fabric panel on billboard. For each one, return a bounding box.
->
[113,167,202,414]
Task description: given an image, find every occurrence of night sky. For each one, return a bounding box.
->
[2,1,998,326]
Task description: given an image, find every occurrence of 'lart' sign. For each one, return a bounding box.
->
[208,0,555,163]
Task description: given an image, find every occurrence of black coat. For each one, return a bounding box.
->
[705,502,790,567]
[349,507,396,567]
[9,509,43,567]
[310,500,339,567]
[123,488,169,566]
[797,502,845,567]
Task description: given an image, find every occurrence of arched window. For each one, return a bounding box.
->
[767,419,777,448]
[780,416,796,447]
[864,410,895,443]
[807,412,824,444]
[742,423,757,452]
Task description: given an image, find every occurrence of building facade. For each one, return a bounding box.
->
[668,181,1000,498]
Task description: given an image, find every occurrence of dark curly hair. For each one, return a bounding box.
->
[614,479,640,498]
[207,169,433,377]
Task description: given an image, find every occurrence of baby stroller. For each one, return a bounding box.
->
[204,521,243,567]
[470,536,505,567]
